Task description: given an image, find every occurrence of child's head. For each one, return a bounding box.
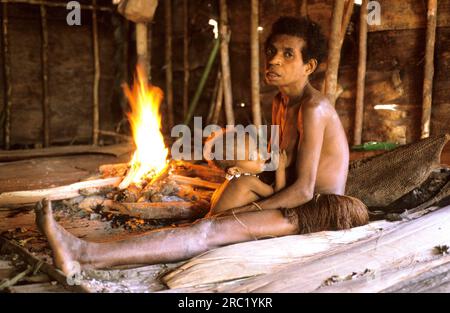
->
[204,128,266,175]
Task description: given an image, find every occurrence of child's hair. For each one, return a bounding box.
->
[203,128,252,171]
[265,16,327,65]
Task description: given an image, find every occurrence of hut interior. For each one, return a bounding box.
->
[0,0,450,294]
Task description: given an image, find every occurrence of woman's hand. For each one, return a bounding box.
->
[278,150,288,170]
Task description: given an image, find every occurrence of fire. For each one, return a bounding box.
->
[119,66,169,189]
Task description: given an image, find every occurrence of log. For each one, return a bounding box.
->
[99,162,129,178]
[324,0,345,106]
[317,254,450,293]
[353,0,368,145]
[92,0,100,145]
[171,183,213,202]
[165,0,174,128]
[420,0,438,139]
[221,205,450,292]
[0,237,88,292]
[40,5,50,147]
[163,219,398,289]
[169,174,221,190]
[100,199,209,220]
[171,160,225,182]
[163,206,450,292]
[219,0,235,125]
[382,259,450,293]
[182,0,189,118]
[250,0,261,127]
[0,143,133,162]
[0,177,121,206]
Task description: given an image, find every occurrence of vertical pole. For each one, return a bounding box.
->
[421,0,437,139]
[40,5,50,147]
[219,0,235,125]
[92,0,100,145]
[183,0,189,118]
[300,0,308,17]
[324,0,345,106]
[136,23,148,78]
[339,0,354,47]
[212,76,224,125]
[207,71,221,125]
[353,0,368,145]
[2,3,11,150]
[147,3,155,82]
[250,0,261,128]
[165,0,174,128]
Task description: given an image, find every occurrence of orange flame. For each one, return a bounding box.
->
[119,66,168,189]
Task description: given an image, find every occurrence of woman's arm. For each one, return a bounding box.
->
[274,150,287,192]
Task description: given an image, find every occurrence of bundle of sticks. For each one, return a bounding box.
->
[80,160,225,220]
[0,160,225,222]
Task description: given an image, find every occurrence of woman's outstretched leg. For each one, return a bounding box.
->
[35,200,298,275]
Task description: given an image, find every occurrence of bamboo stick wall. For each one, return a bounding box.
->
[1,0,449,149]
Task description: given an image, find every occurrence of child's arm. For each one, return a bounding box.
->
[249,177,274,198]
[274,150,287,192]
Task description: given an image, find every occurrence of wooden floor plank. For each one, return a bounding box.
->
[0,154,130,193]
[0,143,133,162]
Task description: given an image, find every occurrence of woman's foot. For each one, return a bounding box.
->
[35,200,86,276]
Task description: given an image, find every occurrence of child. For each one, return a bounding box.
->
[205,129,287,216]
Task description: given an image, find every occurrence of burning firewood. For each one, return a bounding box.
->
[80,198,209,220]
[170,160,225,183]
[169,174,221,190]
[98,163,129,178]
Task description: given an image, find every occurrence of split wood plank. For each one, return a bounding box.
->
[164,205,450,292]
[223,205,450,292]
[0,177,121,206]
[163,219,398,289]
